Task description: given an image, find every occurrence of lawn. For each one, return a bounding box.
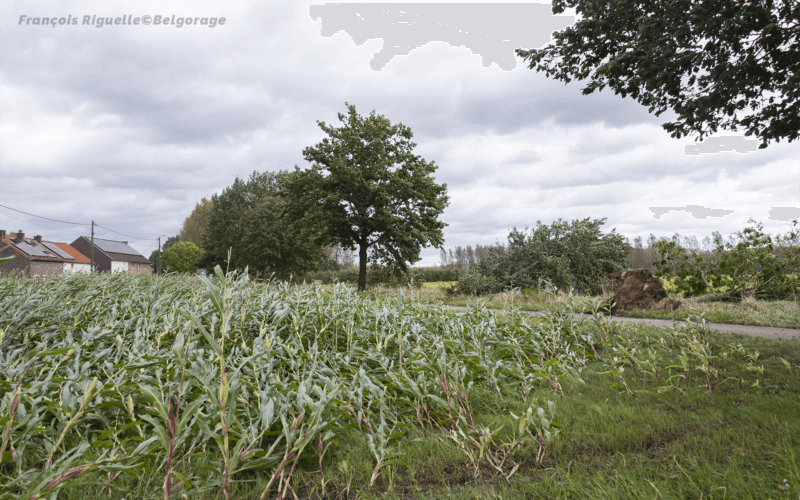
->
[0,271,798,499]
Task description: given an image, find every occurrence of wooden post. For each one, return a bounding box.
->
[158,236,162,276]
[91,221,95,273]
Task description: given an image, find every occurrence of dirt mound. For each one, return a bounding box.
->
[655,297,683,311]
[606,269,669,313]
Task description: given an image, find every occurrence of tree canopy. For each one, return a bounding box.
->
[516,0,799,149]
[652,218,800,301]
[283,103,450,291]
[162,241,204,274]
[468,217,630,296]
[179,198,213,247]
[201,170,328,277]
[149,235,180,271]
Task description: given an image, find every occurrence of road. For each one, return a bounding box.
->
[442,305,800,341]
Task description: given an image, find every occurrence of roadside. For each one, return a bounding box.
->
[442,304,800,341]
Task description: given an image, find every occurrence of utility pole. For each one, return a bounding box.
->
[91,221,95,273]
[157,235,162,276]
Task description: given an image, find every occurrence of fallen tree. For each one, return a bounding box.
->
[652,219,799,302]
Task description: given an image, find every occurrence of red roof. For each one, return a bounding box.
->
[51,241,91,264]
[1,236,90,263]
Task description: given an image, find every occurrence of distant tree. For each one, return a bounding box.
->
[162,241,204,273]
[202,171,282,271]
[149,235,180,271]
[180,198,213,247]
[283,103,450,291]
[239,193,328,280]
[633,236,644,249]
[202,170,327,277]
[325,244,357,270]
[473,217,630,295]
[516,0,800,149]
[653,219,800,301]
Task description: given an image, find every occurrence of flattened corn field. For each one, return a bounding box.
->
[1,269,799,499]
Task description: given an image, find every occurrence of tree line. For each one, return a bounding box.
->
[150,103,449,291]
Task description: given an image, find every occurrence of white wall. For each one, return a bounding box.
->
[63,262,91,273]
[111,261,128,273]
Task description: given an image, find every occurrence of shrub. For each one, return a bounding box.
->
[457,268,497,296]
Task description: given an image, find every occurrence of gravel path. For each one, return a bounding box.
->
[442,305,800,341]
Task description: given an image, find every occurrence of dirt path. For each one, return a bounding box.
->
[442,305,800,341]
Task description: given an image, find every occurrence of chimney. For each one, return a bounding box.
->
[34,235,42,244]
[0,230,5,241]
[16,231,25,243]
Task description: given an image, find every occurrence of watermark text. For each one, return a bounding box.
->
[18,15,226,28]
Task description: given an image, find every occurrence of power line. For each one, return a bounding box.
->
[0,204,90,225]
[94,223,159,241]
[0,212,77,232]
[0,204,161,241]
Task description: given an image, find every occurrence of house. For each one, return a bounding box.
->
[70,236,152,275]
[0,230,92,278]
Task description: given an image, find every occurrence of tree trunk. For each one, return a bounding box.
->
[496,260,540,290]
[358,243,368,292]
[691,290,748,303]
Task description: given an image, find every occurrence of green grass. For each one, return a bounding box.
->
[379,273,800,329]
[1,272,799,499]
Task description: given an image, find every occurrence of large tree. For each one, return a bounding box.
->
[516,0,799,149]
[202,170,328,277]
[283,103,450,291]
[179,198,213,247]
[239,193,328,280]
[202,171,281,271]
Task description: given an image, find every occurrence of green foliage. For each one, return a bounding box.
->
[161,241,204,273]
[0,255,14,264]
[300,264,429,289]
[474,217,630,296]
[283,102,450,291]
[457,268,497,296]
[148,235,180,269]
[202,170,328,278]
[652,219,800,300]
[179,197,213,247]
[0,268,780,498]
[413,267,464,283]
[516,0,799,149]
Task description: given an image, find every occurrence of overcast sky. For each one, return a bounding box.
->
[1,0,798,266]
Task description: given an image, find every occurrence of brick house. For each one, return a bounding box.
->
[70,236,152,275]
[0,230,92,278]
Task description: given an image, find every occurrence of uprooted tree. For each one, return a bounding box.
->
[652,218,800,302]
[462,217,630,296]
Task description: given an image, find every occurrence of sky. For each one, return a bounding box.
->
[1,0,798,266]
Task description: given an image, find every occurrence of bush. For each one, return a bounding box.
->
[161,241,204,274]
[457,268,497,296]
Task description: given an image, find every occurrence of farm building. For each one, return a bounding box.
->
[69,236,152,275]
[0,230,92,278]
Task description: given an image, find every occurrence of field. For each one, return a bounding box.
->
[1,270,799,499]
[409,276,800,329]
